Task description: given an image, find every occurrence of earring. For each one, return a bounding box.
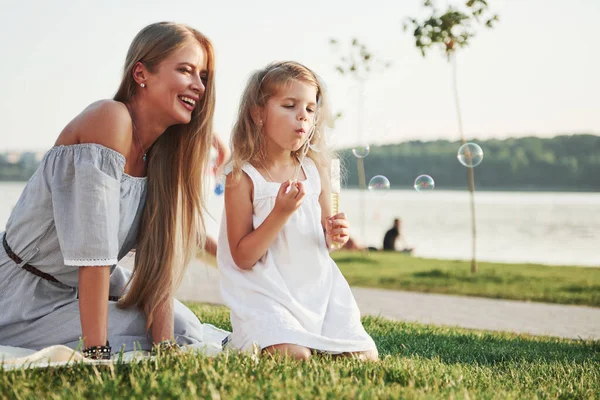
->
[140,83,146,88]
[259,120,263,125]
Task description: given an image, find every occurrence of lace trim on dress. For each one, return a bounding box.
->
[63,258,118,267]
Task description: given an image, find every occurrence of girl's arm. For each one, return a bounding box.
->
[78,266,111,348]
[225,171,306,270]
[316,163,350,249]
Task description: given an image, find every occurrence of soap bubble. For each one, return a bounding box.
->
[352,144,370,158]
[368,175,390,192]
[457,142,484,168]
[414,175,435,192]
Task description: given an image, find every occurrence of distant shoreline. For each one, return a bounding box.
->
[2,180,598,193]
[326,186,600,193]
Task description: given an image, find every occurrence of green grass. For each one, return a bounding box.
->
[2,304,599,399]
[332,251,600,307]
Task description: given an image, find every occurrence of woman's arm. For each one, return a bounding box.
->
[78,266,111,348]
[57,100,136,349]
[225,172,305,270]
[55,100,133,156]
[212,134,230,172]
[204,236,218,258]
[151,297,174,343]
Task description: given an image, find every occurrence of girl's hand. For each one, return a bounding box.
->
[326,212,350,248]
[273,180,306,218]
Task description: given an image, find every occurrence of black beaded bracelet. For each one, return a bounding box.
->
[82,341,112,360]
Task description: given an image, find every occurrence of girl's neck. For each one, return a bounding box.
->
[258,152,301,183]
[263,152,297,168]
[262,137,298,167]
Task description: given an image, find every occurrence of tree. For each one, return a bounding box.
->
[329,38,391,244]
[404,0,499,273]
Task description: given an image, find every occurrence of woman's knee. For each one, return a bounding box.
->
[262,343,312,361]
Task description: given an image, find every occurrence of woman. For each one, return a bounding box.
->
[0,22,227,359]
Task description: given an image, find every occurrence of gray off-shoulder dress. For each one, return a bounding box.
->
[0,144,227,351]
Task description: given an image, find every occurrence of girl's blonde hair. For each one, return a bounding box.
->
[230,61,335,180]
[114,22,216,331]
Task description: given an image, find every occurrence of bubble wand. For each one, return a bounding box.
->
[329,158,342,249]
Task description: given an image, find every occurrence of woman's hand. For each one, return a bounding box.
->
[326,212,350,249]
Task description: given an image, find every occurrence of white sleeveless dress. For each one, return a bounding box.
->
[217,157,376,353]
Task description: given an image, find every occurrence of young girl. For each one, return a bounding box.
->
[217,61,378,360]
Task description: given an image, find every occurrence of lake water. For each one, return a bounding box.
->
[2,182,599,267]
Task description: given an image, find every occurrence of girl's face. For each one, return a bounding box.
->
[262,79,317,153]
[143,39,208,126]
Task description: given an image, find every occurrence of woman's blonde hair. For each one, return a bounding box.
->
[114,22,216,331]
[230,61,335,180]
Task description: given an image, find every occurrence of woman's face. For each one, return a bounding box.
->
[143,39,208,126]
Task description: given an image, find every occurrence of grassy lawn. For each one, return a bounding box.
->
[2,304,599,399]
[332,251,600,307]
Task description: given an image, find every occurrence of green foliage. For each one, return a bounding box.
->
[340,134,600,191]
[332,251,600,307]
[3,304,599,399]
[404,0,500,58]
[329,38,392,79]
[328,37,392,125]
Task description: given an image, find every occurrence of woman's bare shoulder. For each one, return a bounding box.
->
[55,100,133,156]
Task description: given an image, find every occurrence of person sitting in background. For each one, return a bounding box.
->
[383,218,414,254]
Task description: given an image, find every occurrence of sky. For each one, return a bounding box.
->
[0,0,598,151]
